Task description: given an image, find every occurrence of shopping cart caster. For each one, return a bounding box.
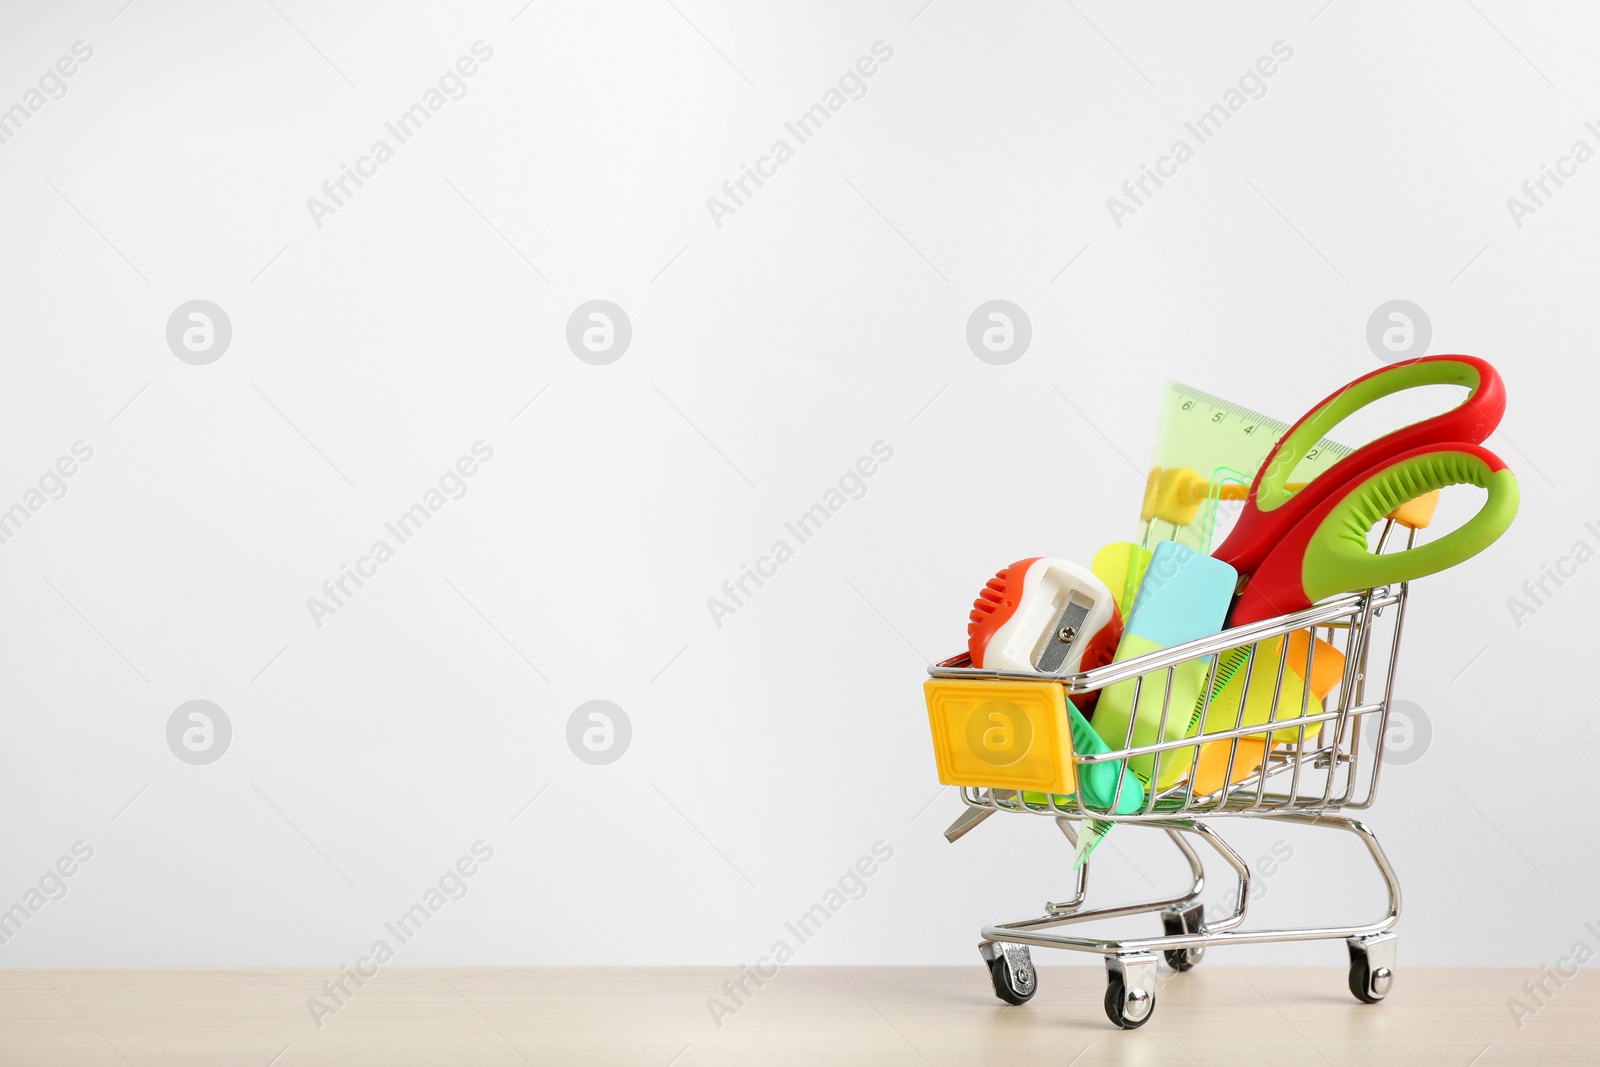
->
[979,941,1036,1005]
[1161,903,1206,972]
[1346,932,1397,1004]
[1103,953,1159,1029]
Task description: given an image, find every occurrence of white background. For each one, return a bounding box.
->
[1,0,1596,972]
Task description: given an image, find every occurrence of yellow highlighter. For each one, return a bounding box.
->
[1091,542,1153,619]
[1184,630,1345,795]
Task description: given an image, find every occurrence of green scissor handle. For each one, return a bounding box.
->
[1217,355,1505,577]
[1233,444,1520,624]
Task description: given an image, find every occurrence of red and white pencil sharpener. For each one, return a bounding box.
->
[968,557,1122,693]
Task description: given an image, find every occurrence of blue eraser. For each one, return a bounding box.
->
[1125,542,1237,648]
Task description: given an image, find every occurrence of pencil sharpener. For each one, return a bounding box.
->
[968,558,1122,689]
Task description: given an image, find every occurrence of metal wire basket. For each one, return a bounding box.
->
[925,523,1417,1028]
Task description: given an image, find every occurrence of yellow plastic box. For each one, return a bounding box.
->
[924,678,1078,796]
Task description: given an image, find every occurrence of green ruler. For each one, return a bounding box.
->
[1142,382,1354,553]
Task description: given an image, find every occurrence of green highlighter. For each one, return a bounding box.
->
[1092,541,1239,793]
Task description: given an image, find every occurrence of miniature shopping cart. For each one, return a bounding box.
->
[924,528,1416,1030]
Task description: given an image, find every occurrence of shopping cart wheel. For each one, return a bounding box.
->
[979,941,1036,1005]
[1346,932,1397,1004]
[1161,904,1206,972]
[1103,953,1158,1029]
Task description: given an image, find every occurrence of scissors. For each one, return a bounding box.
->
[1213,355,1520,626]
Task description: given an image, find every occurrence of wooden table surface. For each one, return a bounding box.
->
[1,966,1593,1066]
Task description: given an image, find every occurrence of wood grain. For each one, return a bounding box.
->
[1,966,1593,1065]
